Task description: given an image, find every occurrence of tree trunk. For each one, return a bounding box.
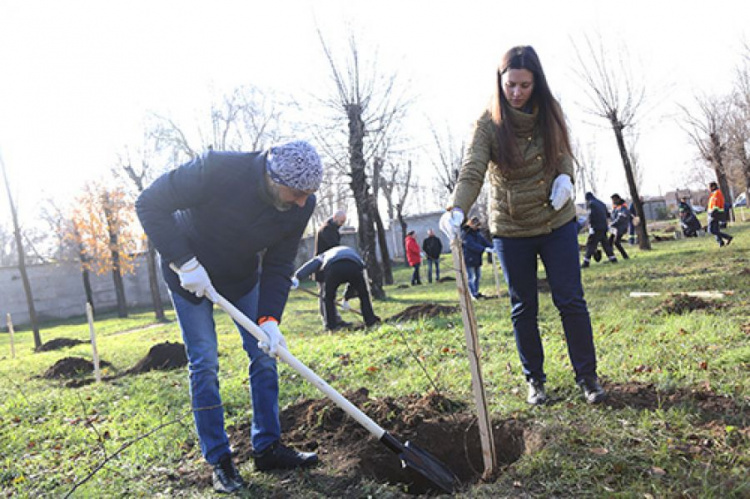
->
[612,122,651,250]
[347,104,385,299]
[103,195,128,318]
[1,160,41,348]
[370,195,394,285]
[146,239,166,321]
[397,204,408,266]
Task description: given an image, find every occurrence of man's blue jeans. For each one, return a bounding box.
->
[493,220,598,383]
[426,258,440,283]
[171,287,280,465]
[466,265,482,297]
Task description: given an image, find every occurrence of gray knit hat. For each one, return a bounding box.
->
[266,140,323,192]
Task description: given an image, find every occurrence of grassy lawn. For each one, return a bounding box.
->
[1,221,748,497]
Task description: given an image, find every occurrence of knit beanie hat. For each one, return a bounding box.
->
[266,140,323,192]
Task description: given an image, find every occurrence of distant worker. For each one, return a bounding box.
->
[421,229,443,283]
[707,182,733,247]
[608,194,631,260]
[314,211,348,327]
[292,246,380,331]
[405,230,422,285]
[678,196,701,237]
[582,192,617,268]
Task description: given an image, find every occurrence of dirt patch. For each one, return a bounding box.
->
[739,268,750,276]
[36,337,87,352]
[387,303,459,323]
[655,294,726,315]
[204,389,529,495]
[125,341,187,375]
[42,357,112,379]
[604,381,748,426]
[437,276,456,283]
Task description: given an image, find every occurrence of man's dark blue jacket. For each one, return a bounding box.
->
[461,227,491,268]
[136,150,314,322]
[585,194,610,231]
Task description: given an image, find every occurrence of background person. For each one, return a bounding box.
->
[292,245,381,330]
[405,229,422,285]
[582,192,617,268]
[461,216,493,299]
[421,228,443,283]
[136,140,322,493]
[314,211,347,327]
[440,45,605,406]
[608,193,630,260]
[707,182,733,247]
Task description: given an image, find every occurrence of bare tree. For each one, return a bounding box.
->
[370,156,394,284]
[113,135,169,322]
[315,30,412,299]
[572,139,599,199]
[728,45,750,213]
[680,95,733,220]
[429,123,463,195]
[573,35,651,249]
[0,151,42,348]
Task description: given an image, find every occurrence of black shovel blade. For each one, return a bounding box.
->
[380,432,460,493]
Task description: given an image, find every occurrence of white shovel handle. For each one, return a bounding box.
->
[208,288,386,440]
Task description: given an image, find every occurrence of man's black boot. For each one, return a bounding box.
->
[212,454,246,493]
[578,376,606,404]
[253,441,319,471]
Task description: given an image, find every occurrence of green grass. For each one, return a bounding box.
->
[1,222,748,497]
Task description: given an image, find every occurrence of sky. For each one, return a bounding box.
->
[0,0,748,228]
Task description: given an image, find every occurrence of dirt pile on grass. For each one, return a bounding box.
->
[655,294,725,315]
[125,341,187,375]
[37,338,86,352]
[387,303,459,322]
[217,389,528,494]
[42,357,112,379]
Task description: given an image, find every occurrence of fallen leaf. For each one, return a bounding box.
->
[590,447,609,455]
[698,361,708,370]
[650,466,666,476]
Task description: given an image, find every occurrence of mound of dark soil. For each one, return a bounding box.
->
[656,294,725,315]
[387,303,459,322]
[126,341,187,374]
[43,357,112,379]
[37,338,87,352]
[437,276,456,282]
[216,389,528,494]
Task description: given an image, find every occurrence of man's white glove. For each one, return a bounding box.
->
[290,277,299,290]
[340,300,352,311]
[439,208,464,238]
[173,257,214,299]
[549,174,574,211]
[259,321,287,358]
[484,246,495,254]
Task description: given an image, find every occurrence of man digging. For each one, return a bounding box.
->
[136,140,322,493]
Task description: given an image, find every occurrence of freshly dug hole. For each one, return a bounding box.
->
[227,389,530,495]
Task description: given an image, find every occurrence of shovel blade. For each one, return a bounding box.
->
[380,432,459,493]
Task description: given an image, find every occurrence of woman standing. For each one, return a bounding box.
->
[405,230,422,285]
[440,45,605,405]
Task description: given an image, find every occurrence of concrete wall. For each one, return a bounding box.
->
[2,213,447,328]
[1,255,170,328]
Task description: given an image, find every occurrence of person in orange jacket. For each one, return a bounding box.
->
[707,182,733,247]
[405,230,422,285]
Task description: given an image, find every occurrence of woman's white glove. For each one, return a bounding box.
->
[549,174,574,211]
[290,277,300,290]
[173,257,214,299]
[439,208,464,238]
[259,321,288,358]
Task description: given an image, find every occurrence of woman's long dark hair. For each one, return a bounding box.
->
[491,45,572,173]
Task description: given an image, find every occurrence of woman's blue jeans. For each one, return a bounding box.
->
[171,287,280,465]
[493,220,598,383]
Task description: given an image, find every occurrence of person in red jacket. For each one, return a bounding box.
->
[707,182,733,247]
[405,230,422,285]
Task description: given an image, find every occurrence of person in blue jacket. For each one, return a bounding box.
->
[136,141,322,493]
[292,245,380,330]
[608,194,631,260]
[462,216,493,299]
